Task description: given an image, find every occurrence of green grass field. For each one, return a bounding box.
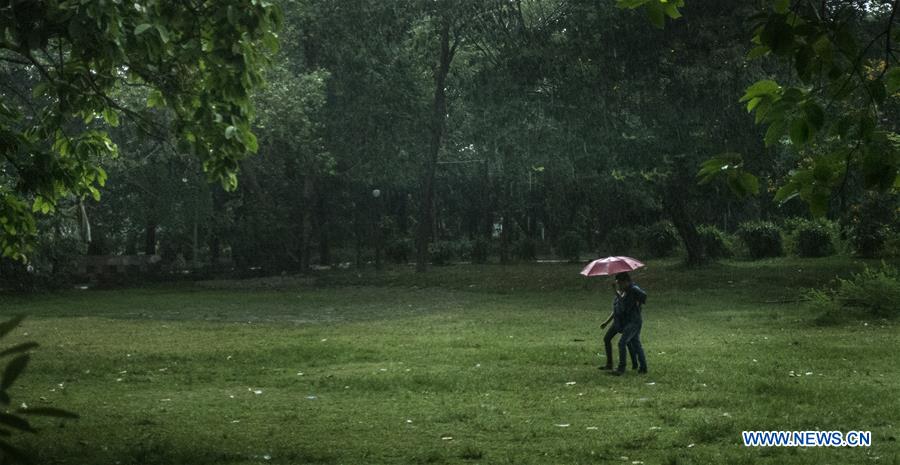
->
[2,257,898,464]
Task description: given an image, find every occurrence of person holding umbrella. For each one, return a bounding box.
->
[608,272,647,375]
[580,257,648,375]
[599,284,639,372]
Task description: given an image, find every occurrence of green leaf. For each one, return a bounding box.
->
[225,126,236,140]
[0,342,39,358]
[615,0,653,9]
[726,171,760,197]
[775,183,800,203]
[147,89,165,108]
[802,101,824,130]
[1,354,29,391]
[794,46,814,81]
[645,2,666,29]
[740,80,781,102]
[155,25,169,44]
[17,407,79,419]
[102,108,119,127]
[886,67,900,94]
[134,23,153,35]
[746,46,770,59]
[764,119,786,146]
[790,118,810,146]
[761,19,794,56]
[32,82,50,98]
[773,0,790,14]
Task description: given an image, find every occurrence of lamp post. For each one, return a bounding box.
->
[372,189,383,270]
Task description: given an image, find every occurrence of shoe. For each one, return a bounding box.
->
[638,368,648,374]
[608,370,625,376]
[598,365,613,371]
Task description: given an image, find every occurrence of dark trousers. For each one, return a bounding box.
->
[603,323,638,369]
[617,320,646,372]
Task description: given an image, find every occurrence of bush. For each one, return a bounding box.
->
[454,239,474,261]
[428,240,455,266]
[737,221,783,259]
[697,225,732,259]
[599,227,639,256]
[385,238,413,264]
[807,264,900,322]
[795,219,835,257]
[513,237,537,261]
[846,192,898,258]
[556,231,584,262]
[470,237,491,264]
[641,221,680,258]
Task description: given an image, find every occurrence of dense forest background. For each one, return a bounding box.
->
[1,0,898,289]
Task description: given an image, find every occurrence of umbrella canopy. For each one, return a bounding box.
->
[580,256,645,277]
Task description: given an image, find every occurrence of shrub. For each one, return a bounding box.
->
[556,231,584,262]
[428,240,455,266]
[846,192,898,258]
[641,221,680,258]
[454,239,473,261]
[795,219,835,257]
[470,237,491,264]
[737,221,783,259]
[807,264,900,322]
[599,226,639,256]
[385,238,413,264]
[513,237,537,261]
[697,225,733,259]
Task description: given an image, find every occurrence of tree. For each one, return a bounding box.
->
[0,1,281,261]
[625,0,899,216]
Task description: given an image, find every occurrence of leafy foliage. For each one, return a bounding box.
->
[556,231,584,263]
[513,237,537,262]
[639,221,680,258]
[470,238,492,265]
[428,240,455,266]
[599,226,640,257]
[739,1,900,216]
[845,192,898,258]
[737,220,784,259]
[0,0,282,260]
[793,218,835,257]
[697,225,733,259]
[386,238,414,265]
[808,264,900,322]
[0,316,78,463]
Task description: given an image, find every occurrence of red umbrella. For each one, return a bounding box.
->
[580,256,645,277]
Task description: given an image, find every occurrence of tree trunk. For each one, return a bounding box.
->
[660,184,708,267]
[299,175,314,271]
[415,18,454,273]
[316,190,330,266]
[144,222,157,256]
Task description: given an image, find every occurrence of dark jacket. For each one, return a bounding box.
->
[613,283,647,325]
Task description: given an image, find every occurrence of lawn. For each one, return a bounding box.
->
[2,257,898,464]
